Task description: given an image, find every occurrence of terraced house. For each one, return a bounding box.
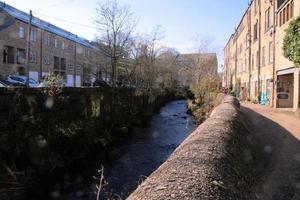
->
[223,0,300,111]
[0,2,107,87]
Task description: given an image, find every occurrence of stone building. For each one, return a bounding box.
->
[0,2,108,87]
[223,0,300,111]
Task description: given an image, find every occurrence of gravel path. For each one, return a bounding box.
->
[242,103,300,200]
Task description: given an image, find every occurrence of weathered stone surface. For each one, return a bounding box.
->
[127,95,258,200]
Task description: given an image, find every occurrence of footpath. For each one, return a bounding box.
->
[242,103,300,199]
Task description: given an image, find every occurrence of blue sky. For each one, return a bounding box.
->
[5,0,249,65]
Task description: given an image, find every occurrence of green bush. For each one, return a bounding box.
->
[283,16,300,68]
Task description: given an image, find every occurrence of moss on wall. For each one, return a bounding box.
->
[0,87,177,199]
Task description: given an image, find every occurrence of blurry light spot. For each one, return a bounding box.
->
[293,153,300,162]
[152,131,159,139]
[45,97,54,109]
[264,145,273,154]
[37,135,47,148]
[49,191,60,199]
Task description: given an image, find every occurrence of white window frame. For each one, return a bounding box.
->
[30,51,37,63]
[30,29,37,42]
[54,38,58,48]
[19,26,25,39]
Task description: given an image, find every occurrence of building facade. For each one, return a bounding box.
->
[223,0,300,111]
[0,2,108,87]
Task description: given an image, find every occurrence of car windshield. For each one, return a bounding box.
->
[29,79,38,84]
[10,76,25,82]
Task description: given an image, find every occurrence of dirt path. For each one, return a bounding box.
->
[242,103,300,200]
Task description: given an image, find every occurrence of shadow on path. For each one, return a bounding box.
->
[242,105,300,200]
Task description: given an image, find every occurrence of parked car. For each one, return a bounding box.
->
[0,80,8,87]
[93,79,112,87]
[5,75,39,87]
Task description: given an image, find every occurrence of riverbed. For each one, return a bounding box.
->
[64,100,196,199]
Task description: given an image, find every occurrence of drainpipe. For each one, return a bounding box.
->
[258,0,262,100]
[271,0,276,108]
[39,29,43,81]
[235,34,238,92]
[73,43,77,87]
[248,6,252,99]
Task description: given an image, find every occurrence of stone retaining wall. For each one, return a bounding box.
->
[0,87,177,199]
[127,95,259,200]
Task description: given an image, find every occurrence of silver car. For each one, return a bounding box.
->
[6,75,39,87]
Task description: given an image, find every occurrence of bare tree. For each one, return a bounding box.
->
[156,48,180,90]
[95,0,137,85]
[137,26,165,93]
[94,165,107,200]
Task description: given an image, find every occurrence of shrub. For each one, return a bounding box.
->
[41,73,65,96]
[283,16,300,68]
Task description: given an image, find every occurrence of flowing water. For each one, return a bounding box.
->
[62,100,196,200]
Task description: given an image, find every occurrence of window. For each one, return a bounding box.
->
[265,8,271,31]
[287,4,290,20]
[269,42,273,64]
[19,26,25,39]
[30,51,37,63]
[255,81,258,95]
[252,54,255,70]
[43,55,50,65]
[246,33,250,49]
[277,0,286,8]
[279,1,294,27]
[61,58,66,70]
[256,50,259,69]
[54,56,67,72]
[44,34,50,46]
[62,41,65,50]
[85,49,90,56]
[68,61,73,70]
[283,7,286,24]
[68,44,73,52]
[3,46,14,64]
[30,29,37,42]
[54,38,58,48]
[262,47,266,67]
[254,20,258,41]
[54,57,67,79]
[17,48,25,64]
[291,1,294,18]
[76,46,83,54]
[279,11,283,26]
[54,56,60,69]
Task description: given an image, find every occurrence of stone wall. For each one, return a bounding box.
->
[127,95,260,200]
[0,87,175,199]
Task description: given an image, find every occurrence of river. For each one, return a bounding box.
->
[62,100,196,200]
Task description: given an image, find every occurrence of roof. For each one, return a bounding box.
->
[0,2,93,48]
